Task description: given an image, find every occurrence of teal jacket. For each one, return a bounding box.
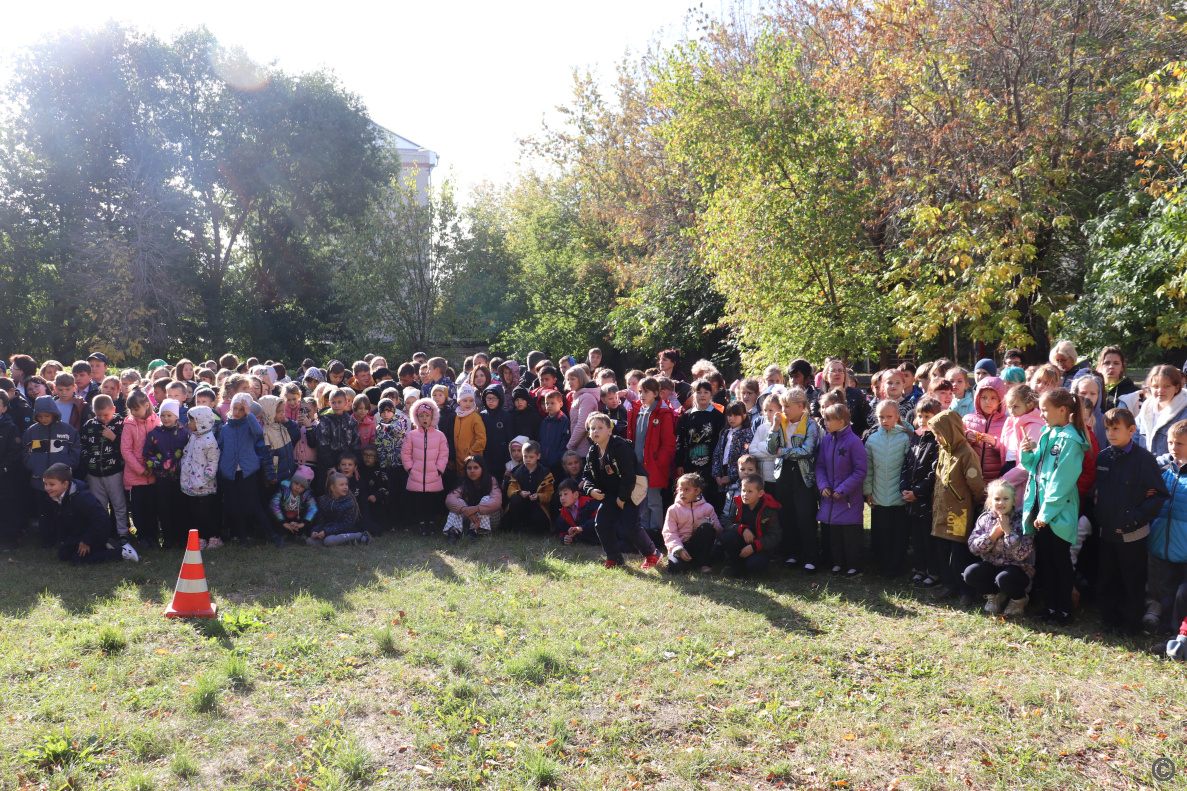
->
[1021,424,1088,543]
[1153,454,1187,563]
[952,393,975,418]
[862,424,912,506]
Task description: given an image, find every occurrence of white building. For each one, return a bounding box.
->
[375,125,438,205]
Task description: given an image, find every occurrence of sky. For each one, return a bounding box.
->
[0,0,716,199]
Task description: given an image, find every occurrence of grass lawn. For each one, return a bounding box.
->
[2,532,1186,791]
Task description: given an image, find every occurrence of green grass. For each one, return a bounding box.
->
[2,532,1187,789]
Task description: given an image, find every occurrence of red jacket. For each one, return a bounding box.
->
[627,400,677,489]
[732,492,782,554]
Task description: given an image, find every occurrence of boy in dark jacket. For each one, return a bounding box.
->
[505,441,555,533]
[42,463,132,564]
[80,394,129,543]
[538,391,571,473]
[23,396,81,547]
[0,391,24,549]
[600,385,630,437]
[310,389,361,477]
[480,386,513,472]
[509,387,542,441]
[359,446,390,534]
[713,474,782,577]
[556,477,599,544]
[1095,408,1170,634]
[901,395,942,587]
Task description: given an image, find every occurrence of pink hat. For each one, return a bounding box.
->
[292,465,314,488]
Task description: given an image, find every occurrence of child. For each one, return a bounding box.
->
[80,394,129,544]
[23,396,82,547]
[217,393,282,548]
[928,409,986,603]
[768,388,820,570]
[181,405,223,549]
[713,473,781,577]
[538,390,571,473]
[946,367,974,417]
[901,396,942,586]
[581,413,661,569]
[556,478,600,545]
[451,384,487,480]
[505,440,555,533]
[480,386,512,472]
[401,398,450,535]
[282,382,303,422]
[864,399,912,577]
[1098,346,1141,413]
[433,384,458,489]
[627,376,677,538]
[1028,363,1062,396]
[352,394,376,449]
[1150,420,1187,634]
[676,380,726,509]
[312,388,361,479]
[293,397,319,486]
[120,388,159,549]
[817,403,867,577]
[600,384,630,437]
[419,356,456,400]
[443,455,503,542]
[509,387,542,441]
[711,402,754,517]
[270,464,318,540]
[0,391,22,549]
[1138,365,1187,457]
[144,399,191,550]
[259,395,298,486]
[963,377,1008,482]
[337,451,383,536]
[663,472,722,573]
[964,478,1033,615]
[1094,408,1168,634]
[165,381,190,423]
[308,472,370,547]
[880,369,916,423]
[42,463,134,564]
[359,445,390,533]
[1020,388,1089,626]
[747,395,781,496]
[1000,384,1043,486]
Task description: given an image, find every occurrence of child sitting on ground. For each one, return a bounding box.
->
[505,440,555,533]
[270,465,319,540]
[556,478,599,545]
[712,473,781,578]
[42,463,135,564]
[963,478,1033,616]
[721,455,758,529]
[663,472,722,574]
[309,471,370,547]
[443,455,503,542]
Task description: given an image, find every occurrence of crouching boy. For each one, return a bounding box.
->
[712,473,781,577]
[42,463,135,564]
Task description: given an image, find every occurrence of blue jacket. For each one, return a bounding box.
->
[1153,454,1187,562]
[22,396,81,490]
[1093,443,1168,543]
[216,414,275,481]
[539,414,570,469]
[317,494,358,535]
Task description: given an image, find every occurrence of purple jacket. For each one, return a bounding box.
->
[816,424,867,525]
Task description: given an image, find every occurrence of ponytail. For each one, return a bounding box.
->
[1040,387,1086,439]
[126,385,151,413]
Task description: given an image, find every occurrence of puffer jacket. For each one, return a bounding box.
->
[928,410,986,542]
[1153,454,1187,563]
[767,413,820,487]
[401,398,450,493]
[270,479,319,527]
[567,384,602,456]
[120,409,160,487]
[22,397,82,490]
[862,424,912,506]
[181,407,220,497]
[374,412,410,469]
[1138,389,1187,458]
[711,426,753,484]
[816,424,866,524]
[217,413,275,481]
[661,495,721,554]
[963,376,1008,482]
[144,423,191,481]
[749,420,778,483]
[259,395,298,482]
[968,507,1034,578]
[80,414,124,477]
[452,409,487,475]
[1020,423,1087,543]
[310,410,361,470]
[900,429,939,519]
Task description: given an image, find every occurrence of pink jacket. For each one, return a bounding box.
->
[401,398,450,492]
[120,411,161,487]
[354,413,376,449]
[1001,408,1045,492]
[567,385,602,456]
[962,377,1008,482]
[445,476,504,515]
[661,496,722,553]
[294,423,318,466]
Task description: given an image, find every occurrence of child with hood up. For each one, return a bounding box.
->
[23,395,82,546]
[480,385,512,471]
[963,376,1008,483]
[144,399,191,550]
[259,394,299,486]
[181,405,222,549]
[927,409,986,604]
[509,386,542,441]
[402,397,451,534]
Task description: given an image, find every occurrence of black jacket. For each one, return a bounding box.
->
[581,435,638,506]
[0,413,22,495]
[899,430,939,518]
[676,407,725,473]
[509,387,542,441]
[6,391,34,436]
[1103,377,1140,412]
[46,479,111,549]
[81,415,125,477]
[480,386,513,470]
[1094,443,1169,543]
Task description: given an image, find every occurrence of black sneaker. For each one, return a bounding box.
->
[446,533,460,545]
[720,566,738,578]
[844,568,862,579]
[958,593,977,608]
[1046,611,1071,627]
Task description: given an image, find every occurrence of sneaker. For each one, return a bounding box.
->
[1003,595,1028,616]
[446,532,460,545]
[1046,611,1071,627]
[1142,608,1161,634]
[844,568,861,579]
[720,566,738,578]
[802,563,817,574]
[830,565,842,576]
[699,566,713,573]
[121,543,140,563]
[909,572,925,584]
[206,537,224,550]
[604,559,621,569]
[915,576,940,589]
[784,557,797,566]
[358,533,371,546]
[420,528,431,537]
[983,593,1008,614]
[641,554,660,570]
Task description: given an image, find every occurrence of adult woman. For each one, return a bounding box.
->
[175,358,199,389]
[815,359,872,433]
[581,413,661,569]
[1096,346,1140,413]
[566,366,603,456]
[657,349,690,384]
[1049,340,1086,388]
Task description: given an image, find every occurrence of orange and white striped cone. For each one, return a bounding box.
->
[164,529,218,619]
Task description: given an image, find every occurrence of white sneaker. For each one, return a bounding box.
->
[784,557,797,565]
[206,537,224,549]
[983,593,1008,614]
[1003,595,1028,616]
[121,543,140,563]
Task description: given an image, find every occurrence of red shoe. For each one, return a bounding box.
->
[604,559,621,569]
[641,554,660,570]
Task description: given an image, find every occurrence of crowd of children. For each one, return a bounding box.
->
[6,343,1187,654]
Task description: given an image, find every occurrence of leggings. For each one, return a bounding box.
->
[128,484,159,546]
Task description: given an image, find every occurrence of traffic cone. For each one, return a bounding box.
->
[164,529,217,619]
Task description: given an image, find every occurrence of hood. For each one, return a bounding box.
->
[499,360,520,387]
[975,376,1008,416]
[189,406,217,436]
[509,434,529,456]
[410,396,441,428]
[33,396,60,420]
[511,386,532,405]
[259,395,283,428]
[928,409,969,451]
[483,384,504,411]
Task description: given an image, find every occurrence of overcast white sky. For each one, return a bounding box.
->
[0,0,717,198]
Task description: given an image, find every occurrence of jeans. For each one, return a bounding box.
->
[86,473,128,537]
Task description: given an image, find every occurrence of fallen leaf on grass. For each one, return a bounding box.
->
[414,764,434,775]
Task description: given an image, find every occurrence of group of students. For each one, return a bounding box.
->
[6,343,1187,656]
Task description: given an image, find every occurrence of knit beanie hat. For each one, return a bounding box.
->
[974,358,998,377]
[292,465,315,488]
[159,398,181,419]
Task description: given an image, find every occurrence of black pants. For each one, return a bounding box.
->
[936,536,974,592]
[909,510,936,577]
[666,523,717,574]
[0,494,22,546]
[712,530,771,576]
[1035,526,1074,617]
[594,497,655,563]
[386,467,408,527]
[58,542,121,564]
[129,483,159,546]
[963,561,1030,599]
[187,493,221,541]
[828,522,863,572]
[505,495,552,533]
[1098,537,1148,631]
[155,477,188,547]
[873,505,909,576]
[776,465,817,564]
[694,473,722,513]
[407,490,444,525]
